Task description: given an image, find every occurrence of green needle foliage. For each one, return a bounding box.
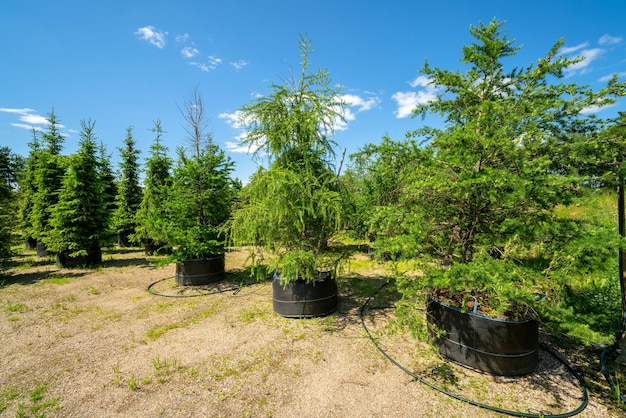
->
[30,110,66,246]
[45,119,110,260]
[0,146,23,266]
[113,127,143,246]
[363,19,626,341]
[230,34,346,282]
[161,88,235,261]
[133,119,173,252]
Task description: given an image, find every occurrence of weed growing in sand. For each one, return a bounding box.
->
[14,384,61,417]
[152,356,183,383]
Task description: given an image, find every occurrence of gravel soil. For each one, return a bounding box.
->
[0,247,624,417]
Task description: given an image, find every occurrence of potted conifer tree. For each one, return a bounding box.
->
[229,35,345,317]
[113,127,142,247]
[45,120,110,268]
[369,19,626,375]
[30,110,66,257]
[159,89,235,285]
[133,119,173,255]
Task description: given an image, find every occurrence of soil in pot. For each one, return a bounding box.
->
[175,255,225,286]
[426,294,539,376]
[272,272,338,318]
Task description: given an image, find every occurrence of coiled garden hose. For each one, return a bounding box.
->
[359,283,589,418]
[146,276,247,298]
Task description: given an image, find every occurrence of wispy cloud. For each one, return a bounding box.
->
[135,26,167,49]
[0,108,59,130]
[559,42,589,55]
[181,46,199,59]
[599,34,623,46]
[230,60,248,70]
[175,33,190,43]
[599,71,626,82]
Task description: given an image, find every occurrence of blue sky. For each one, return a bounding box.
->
[2,0,626,183]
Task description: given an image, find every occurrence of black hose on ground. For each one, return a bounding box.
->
[146,276,245,298]
[359,283,589,418]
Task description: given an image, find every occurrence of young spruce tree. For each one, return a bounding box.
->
[113,127,142,247]
[133,119,172,253]
[46,120,109,266]
[30,110,66,249]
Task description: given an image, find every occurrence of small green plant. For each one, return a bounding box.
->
[127,374,139,391]
[111,364,122,385]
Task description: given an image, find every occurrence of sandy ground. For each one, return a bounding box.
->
[0,247,623,417]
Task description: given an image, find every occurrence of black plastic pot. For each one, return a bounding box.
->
[36,241,48,257]
[175,255,225,286]
[25,237,37,250]
[272,272,338,318]
[143,238,169,256]
[426,294,538,376]
[117,230,133,247]
[56,247,102,268]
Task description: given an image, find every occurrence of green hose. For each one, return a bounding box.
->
[359,284,589,418]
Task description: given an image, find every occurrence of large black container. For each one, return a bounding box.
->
[36,241,48,257]
[56,247,102,268]
[175,255,225,286]
[272,272,338,318]
[426,294,539,376]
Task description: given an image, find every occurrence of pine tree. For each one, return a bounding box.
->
[0,147,23,266]
[113,127,142,246]
[46,119,109,267]
[30,110,66,249]
[98,141,118,246]
[17,129,41,248]
[133,119,172,253]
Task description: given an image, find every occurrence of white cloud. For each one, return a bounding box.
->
[219,111,243,129]
[230,60,248,70]
[20,114,49,125]
[392,76,439,119]
[176,33,190,43]
[208,56,222,67]
[181,46,199,59]
[565,47,605,75]
[599,34,622,46]
[409,75,433,88]
[189,55,223,72]
[340,94,379,112]
[11,123,43,131]
[559,42,589,55]
[599,71,626,82]
[0,107,35,114]
[1,108,61,129]
[580,103,614,115]
[135,26,167,49]
[225,140,259,154]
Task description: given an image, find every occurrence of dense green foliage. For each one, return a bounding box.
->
[133,119,173,252]
[0,146,23,265]
[230,35,346,282]
[44,120,110,259]
[29,110,66,246]
[113,127,143,245]
[354,19,626,345]
[157,89,235,261]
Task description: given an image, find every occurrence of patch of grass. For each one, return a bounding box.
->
[14,384,62,418]
[146,300,225,340]
[4,301,29,313]
[238,302,272,323]
[0,387,21,413]
[152,356,183,383]
[40,276,71,285]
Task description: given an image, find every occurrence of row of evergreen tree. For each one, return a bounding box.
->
[0,110,175,267]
